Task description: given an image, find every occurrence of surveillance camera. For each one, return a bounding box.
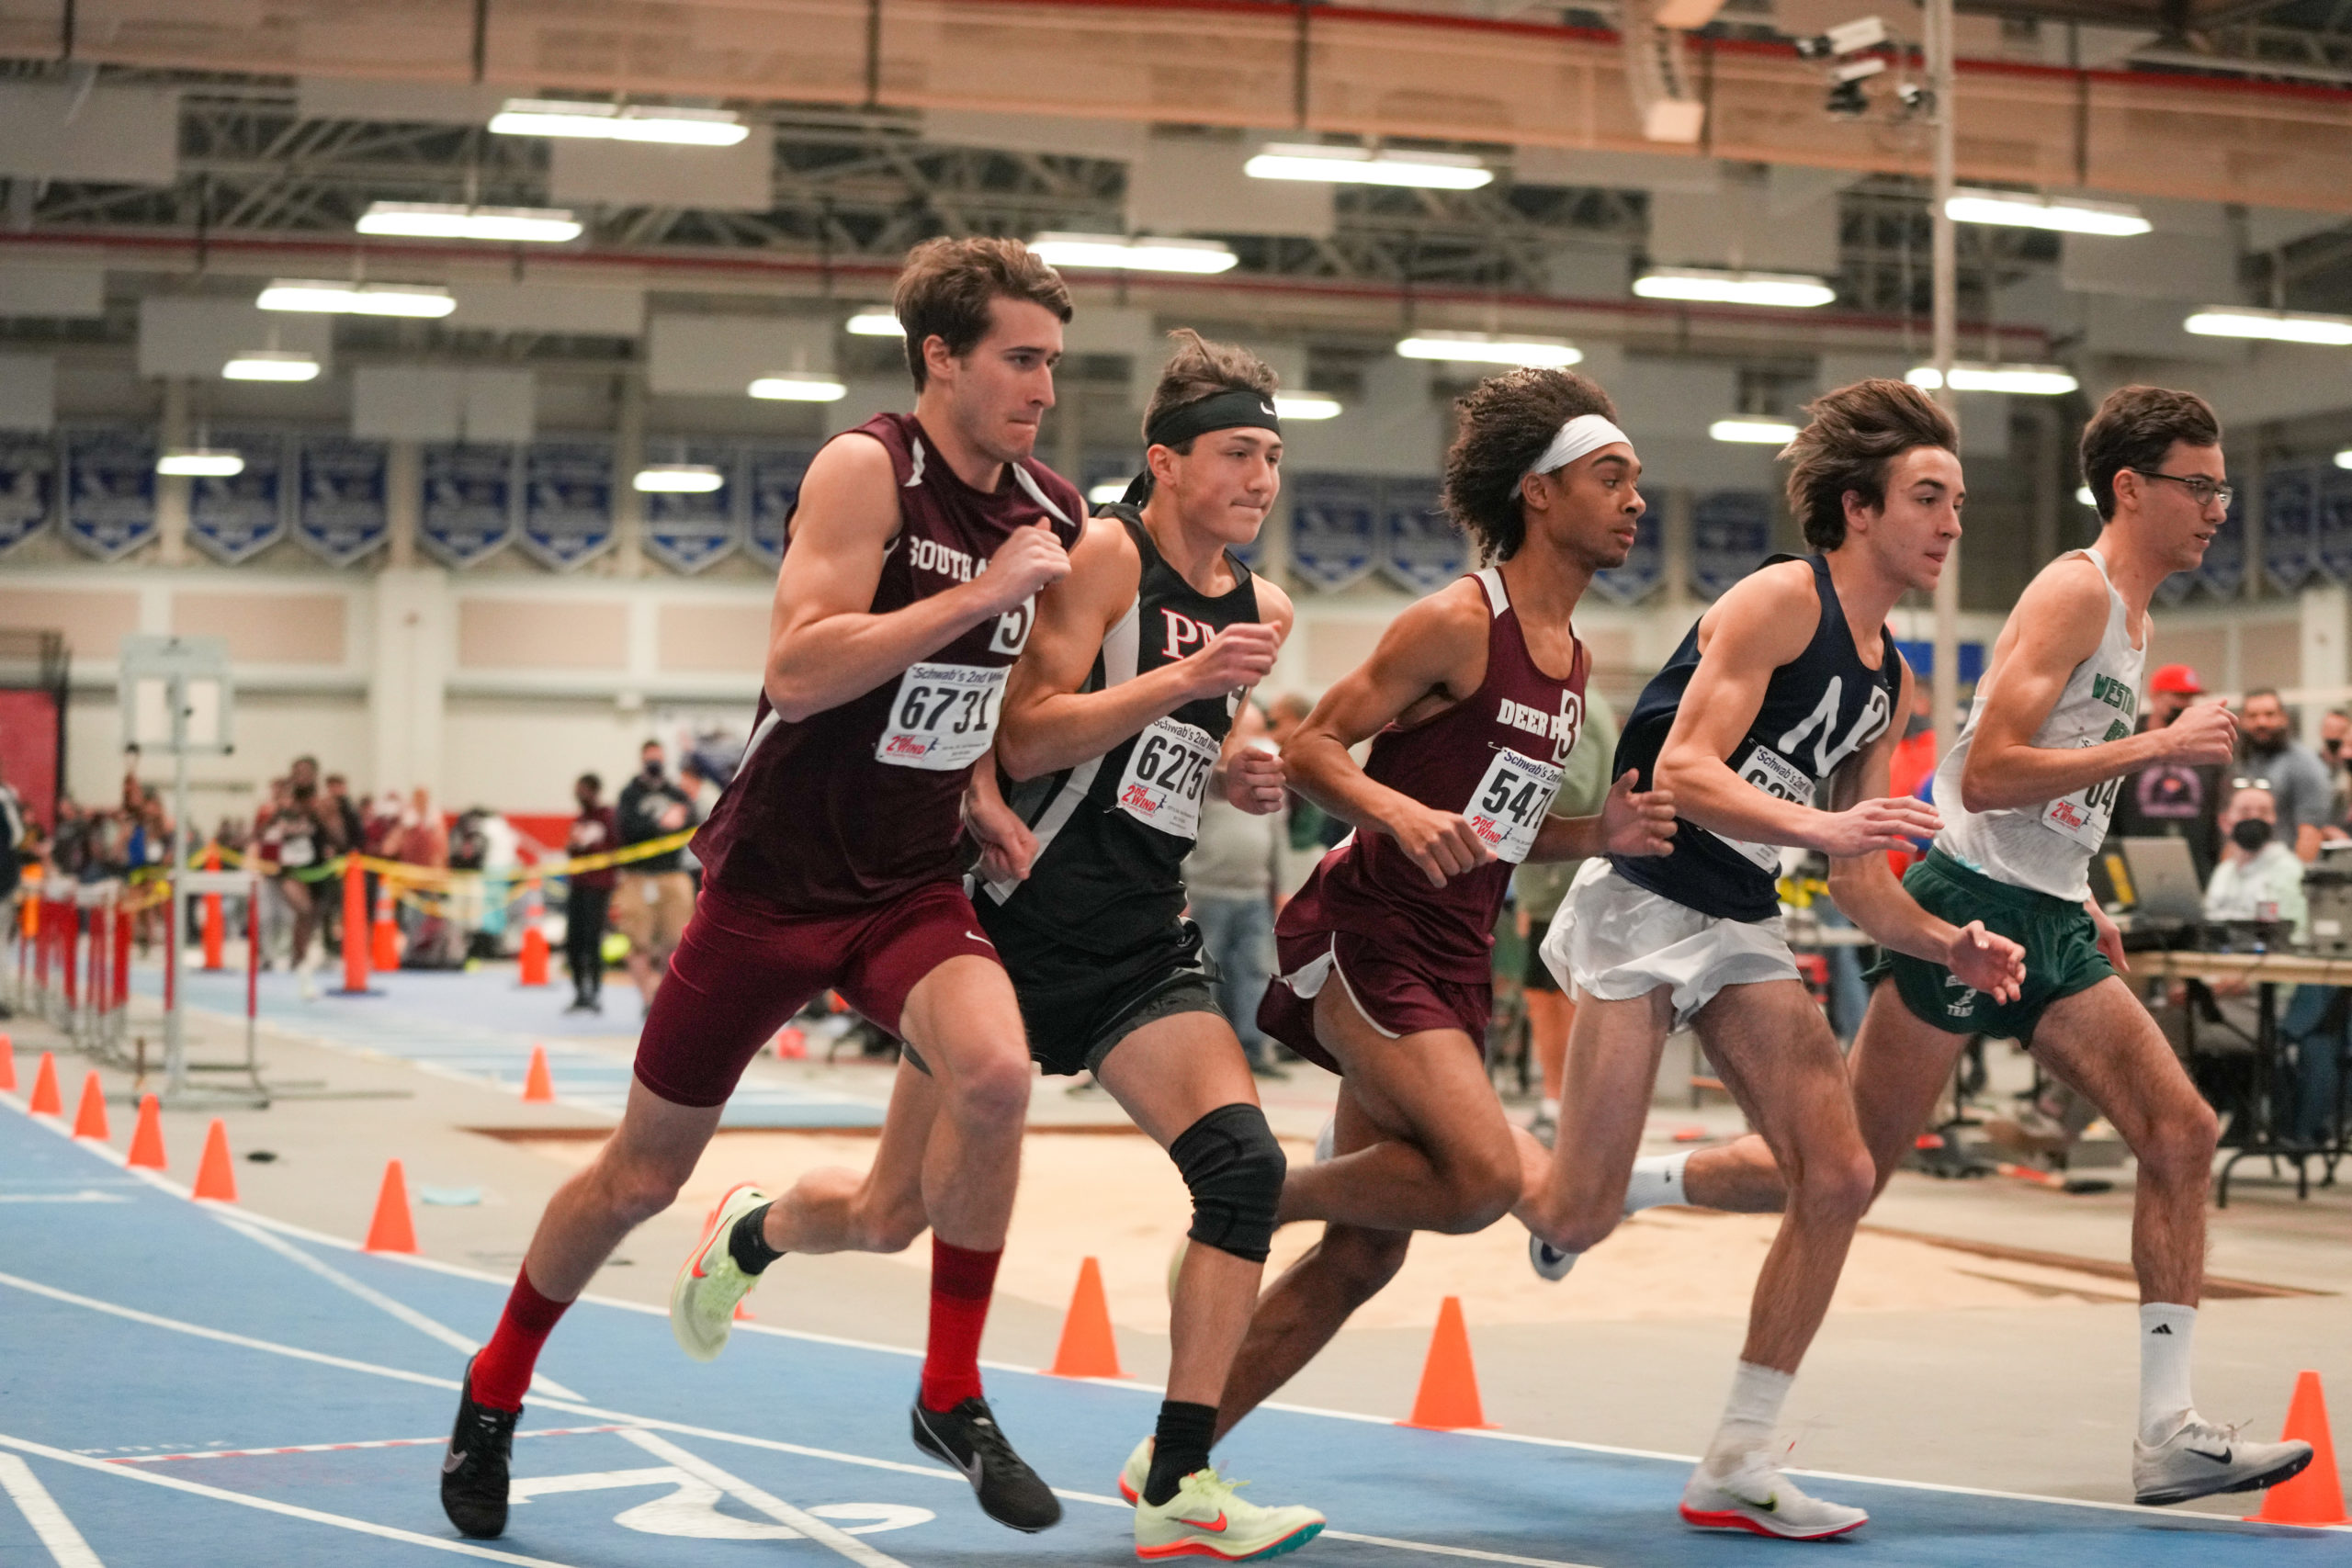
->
[1795,33,1834,58]
[1832,55,1887,83]
[1825,77,1871,118]
[1894,81,1930,112]
[1825,16,1888,53]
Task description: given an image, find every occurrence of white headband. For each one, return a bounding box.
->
[1522,413,1634,482]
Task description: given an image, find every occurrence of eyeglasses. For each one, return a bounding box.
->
[2129,469,2234,510]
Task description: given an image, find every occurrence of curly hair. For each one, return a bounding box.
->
[1781,378,1959,551]
[2081,385,2221,521]
[892,236,1072,389]
[1441,368,1620,564]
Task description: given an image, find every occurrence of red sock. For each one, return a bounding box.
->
[918,1237,1001,1413]
[471,1266,571,1411]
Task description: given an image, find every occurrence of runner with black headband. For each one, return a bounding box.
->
[1204,367,1676,1451]
[959,329,1323,1561]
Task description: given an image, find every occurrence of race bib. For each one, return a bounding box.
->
[2041,744,2121,849]
[1115,716,1219,840]
[1464,747,1565,865]
[875,662,1007,772]
[1714,743,1814,872]
[279,834,315,868]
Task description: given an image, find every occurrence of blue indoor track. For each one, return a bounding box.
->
[2,1099,2346,1568]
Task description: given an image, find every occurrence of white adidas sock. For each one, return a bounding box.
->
[1704,1360,1793,1473]
[1623,1150,1694,1214]
[2139,1303,2198,1444]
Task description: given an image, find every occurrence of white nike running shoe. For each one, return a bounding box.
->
[1528,1233,1578,1282]
[2133,1416,2313,1506]
[669,1181,772,1362]
[1679,1456,1867,1540]
[1133,1465,1325,1561]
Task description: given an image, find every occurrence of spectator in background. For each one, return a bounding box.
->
[563,773,619,1016]
[2113,663,2226,881]
[263,768,342,996]
[2321,708,2352,827]
[615,740,696,1009]
[1511,686,1619,1143]
[2203,783,2308,939]
[2236,688,2333,862]
[1184,702,1284,1077]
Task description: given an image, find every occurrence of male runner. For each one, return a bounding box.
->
[957,330,1324,1560]
[1210,367,1676,1446]
[1526,378,2026,1540]
[1709,385,2311,1506]
[441,237,1082,1539]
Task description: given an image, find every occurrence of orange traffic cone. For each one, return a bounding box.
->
[773,1026,807,1060]
[1399,1295,1494,1430]
[364,1159,418,1253]
[370,883,400,971]
[71,1072,108,1140]
[126,1094,167,1169]
[0,1034,15,1092]
[27,1051,61,1115]
[2248,1371,2348,1526]
[192,1119,238,1201]
[521,1043,557,1103]
[517,881,549,987]
[1046,1257,1125,1378]
[734,1298,756,1322]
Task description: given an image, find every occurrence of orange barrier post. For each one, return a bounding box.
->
[772,1025,808,1060]
[364,1159,419,1253]
[521,1043,557,1103]
[28,1051,62,1116]
[0,1034,12,1093]
[201,843,226,971]
[71,1071,109,1140]
[1046,1257,1125,1378]
[339,857,369,994]
[126,1093,167,1169]
[192,1118,239,1201]
[517,879,550,987]
[2248,1371,2348,1527]
[370,879,400,971]
[1399,1296,1495,1430]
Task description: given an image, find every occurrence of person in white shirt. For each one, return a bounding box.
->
[2203,783,2307,940]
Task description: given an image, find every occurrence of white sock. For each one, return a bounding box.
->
[2139,1303,2198,1444]
[1704,1360,1793,1473]
[1623,1150,1695,1214]
[1539,1098,1561,1122]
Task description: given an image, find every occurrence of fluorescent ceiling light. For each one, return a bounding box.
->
[1634,267,1836,309]
[257,279,456,318]
[1028,233,1238,275]
[2076,484,2098,505]
[1906,362,2077,396]
[489,99,748,146]
[1396,331,1582,368]
[1088,479,1128,504]
[2183,307,2352,347]
[633,463,726,493]
[846,308,904,337]
[1710,417,1798,445]
[1275,393,1342,420]
[1945,189,2150,237]
[155,449,246,478]
[749,372,848,401]
[357,201,582,243]
[222,350,321,382]
[1244,143,1492,191]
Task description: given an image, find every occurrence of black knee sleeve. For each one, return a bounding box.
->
[1170,1102,1284,1264]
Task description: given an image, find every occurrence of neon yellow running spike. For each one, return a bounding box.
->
[1132,1466,1325,1562]
[669,1181,771,1362]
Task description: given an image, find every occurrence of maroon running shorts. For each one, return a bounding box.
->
[632,878,1000,1109]
[1256,929,1492,1075]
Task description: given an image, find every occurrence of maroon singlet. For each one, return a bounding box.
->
[1279,566,1590,982]
[693,412,1087,914]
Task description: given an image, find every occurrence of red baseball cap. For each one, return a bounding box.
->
[2150,663,2204,695]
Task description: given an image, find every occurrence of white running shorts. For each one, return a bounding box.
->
[1541,860,1802,1032]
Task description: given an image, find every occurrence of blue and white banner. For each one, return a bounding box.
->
[1288,472,1379,592]
[61,427,157,561]
[1377,478,1464,592]
[518,438,615,571]
[642,443,741,576]
[187,430,290,566]
[1590,513,1665,604]
[295,434,390,567]
[742,445,817,570]
[2318,466,2352,586]
[2263,464,2321,593]
[1690,491,1772,600]
[0,434,55,555]
[420,442,518,569]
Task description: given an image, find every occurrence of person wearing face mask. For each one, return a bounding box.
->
[2235,689,2332,862]
[2202,783,2308,939]
[563,773,619,1015]
[2110,664,2226,881]
[614,740,697,1009]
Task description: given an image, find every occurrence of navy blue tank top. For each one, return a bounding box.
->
[1610,554,1899,920]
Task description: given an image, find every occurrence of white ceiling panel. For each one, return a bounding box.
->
[0,86,178,185]
[549,136,774,212]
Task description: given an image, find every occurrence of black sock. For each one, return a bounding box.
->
[727,1202,784,1275]
[1144,1400,1217,1506]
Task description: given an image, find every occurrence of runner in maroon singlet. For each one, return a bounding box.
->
[439,238,1079,1540]
[1211,368,1676,1441]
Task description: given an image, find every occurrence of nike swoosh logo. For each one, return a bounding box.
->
[1175,1511,1228,1531]
[443,1446,465,1475]
[1729,1492,1779,1513]
[956,1450,984,1483]
[2187,1445,2233,1464]
[964,931,995,946]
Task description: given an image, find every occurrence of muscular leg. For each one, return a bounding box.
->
[1528,987,1572,1112]
[1518,987,1673,1249]
[763,1056,938,1256]
[524,1077,723,1299]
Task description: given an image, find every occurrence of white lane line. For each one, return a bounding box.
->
[0,1434,581,1567]
[0,1192,130,1204]
[1323,1531,1600,1568]
[211,1213,583,1402]
[616,1428,911,1568]
[0,1453,105,1567]
[107,1427,625,1464]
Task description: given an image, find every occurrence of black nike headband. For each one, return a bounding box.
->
[1144,387,1283,450]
